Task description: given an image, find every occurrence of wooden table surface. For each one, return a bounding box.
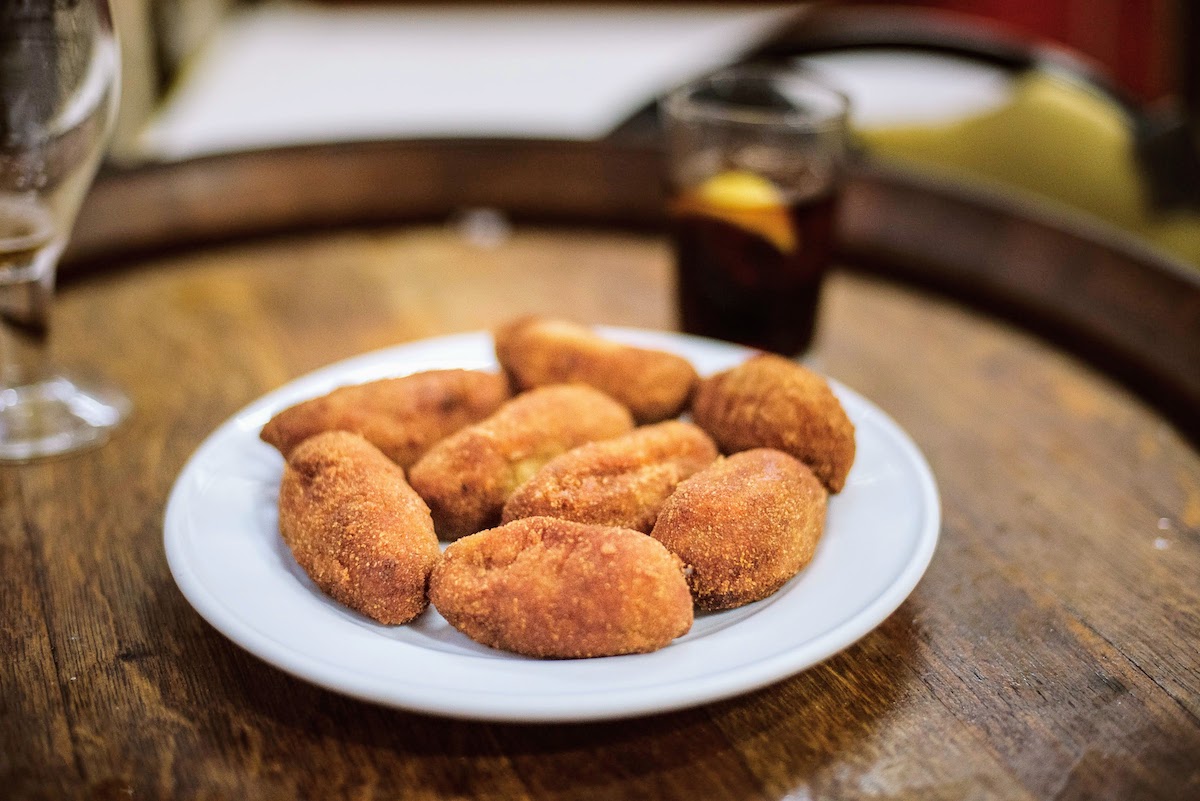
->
[5,141,1199,800]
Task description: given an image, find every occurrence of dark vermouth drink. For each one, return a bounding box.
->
[670,171,838,356]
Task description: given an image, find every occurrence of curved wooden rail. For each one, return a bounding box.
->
[69,139,1200,444]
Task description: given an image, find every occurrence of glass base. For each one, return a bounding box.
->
[0,372,131,461]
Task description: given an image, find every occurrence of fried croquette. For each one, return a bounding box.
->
[690,354,855,492]
[494,316,699,423]
[278,431,441,625]
[408,385,635,540]
[261,369,511,468]
[429,516,693,658]
[651,448,827,611]
[501,420,717,532]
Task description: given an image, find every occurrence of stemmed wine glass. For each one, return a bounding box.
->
[0,0,129,460]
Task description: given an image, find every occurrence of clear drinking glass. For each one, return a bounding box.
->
[0,0,129,460]
[661,67,850,358]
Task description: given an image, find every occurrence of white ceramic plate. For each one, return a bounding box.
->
[164,328,940,722]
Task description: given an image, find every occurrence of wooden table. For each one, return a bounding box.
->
[6,140,1199,800]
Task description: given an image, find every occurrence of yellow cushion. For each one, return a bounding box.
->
[858,71,1200,266]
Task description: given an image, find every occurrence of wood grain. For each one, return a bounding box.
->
[4,220,1198,800]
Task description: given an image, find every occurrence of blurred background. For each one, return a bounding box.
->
[105,0,1198,266]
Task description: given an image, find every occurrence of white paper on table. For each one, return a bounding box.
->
[140,2,800,159]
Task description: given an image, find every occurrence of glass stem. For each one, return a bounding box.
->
[0,249,56,389]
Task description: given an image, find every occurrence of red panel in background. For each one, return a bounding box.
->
[850,0,1175,103]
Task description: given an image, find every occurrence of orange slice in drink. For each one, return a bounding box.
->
[672,170,796,253]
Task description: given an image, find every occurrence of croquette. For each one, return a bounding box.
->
[502,420,717,532]
[260,369,511,468]
[429,516,694,658]
[690,354,855,492]
[494,316,698,423]
[278,431,441,624]
[651,449,828,611]
[408,385,635,540]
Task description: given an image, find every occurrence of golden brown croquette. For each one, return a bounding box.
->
[261,369,511,468]
[278,431,441,625]
[651,448,827,611]
[408,385,635,540]
[690,354,855,492]
[429,516,693,658]
[501,420,717,532]
[494,316,698,423]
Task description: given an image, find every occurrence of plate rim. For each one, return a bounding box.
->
[164,328,941,722]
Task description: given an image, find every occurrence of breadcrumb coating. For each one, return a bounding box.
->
[502,420,717,532]
[261,369,511,468]
[278,431,441,624]
[691,354,855,492]
[408,385,635,540]
[651,449,827,611]
[429,516,693,658]
[494,316,698,423]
